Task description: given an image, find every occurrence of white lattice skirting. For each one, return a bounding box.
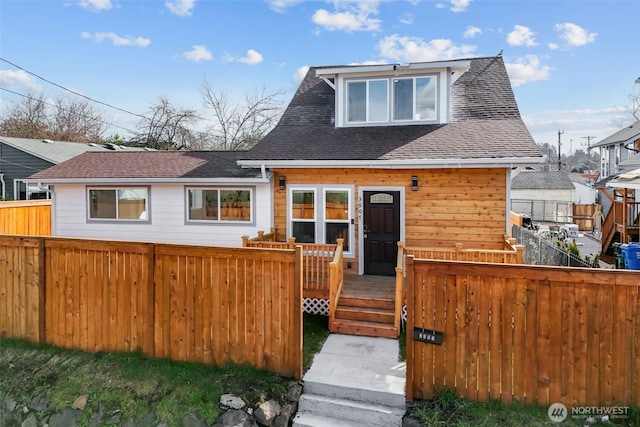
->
[303,298,329,316]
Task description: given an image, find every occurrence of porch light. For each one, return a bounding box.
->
[279,175,286,189]
[411,176,418,191]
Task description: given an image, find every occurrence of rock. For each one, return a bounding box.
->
[135,410,158,427]
[220,394,246,410]
[104,410,121,425]
[254,400,281,426]
[49,408,82,427]
[21,413,38,427]
[121,417,136,427]
[29,393,51,412]
[212,409,258,427]
[4,395,17,412]
[89,402,105,426]
[155,422,170,427]
[72,394,89,410]
[181,412,207,427]
[285,383,302,402]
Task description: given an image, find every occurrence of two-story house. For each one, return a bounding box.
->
[28,55,544,276]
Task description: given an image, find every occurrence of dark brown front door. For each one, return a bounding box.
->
[363,191,400,276]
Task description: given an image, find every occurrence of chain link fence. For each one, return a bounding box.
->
[512,224,596,268]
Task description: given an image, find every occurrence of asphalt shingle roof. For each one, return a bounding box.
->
[28,151,261,180]
[0,136,145,164]
[590,121,640,149]
[511,170,575,190]
[243,56,543,162]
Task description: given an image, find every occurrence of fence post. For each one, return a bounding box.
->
[241,236,249,247]
[37,237,46,344]
[288,237,296,249]
[405,255,415,402]
[293,245,303,379]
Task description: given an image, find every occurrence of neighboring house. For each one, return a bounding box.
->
[0,136,145,200]
[590,121,640,179]
[28,55,544,274]
[568,172,597,205]
[27,151,273,246]
[510,170,575,223]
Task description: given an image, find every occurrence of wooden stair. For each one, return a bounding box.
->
[330,276,399,338]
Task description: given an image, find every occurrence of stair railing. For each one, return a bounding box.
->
[328,239,344,332]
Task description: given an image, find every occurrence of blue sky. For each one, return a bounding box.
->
[1,0,639,154]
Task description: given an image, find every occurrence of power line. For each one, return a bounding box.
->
[0,57,146,120]
[0,87,140,135]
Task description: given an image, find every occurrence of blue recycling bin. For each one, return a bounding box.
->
[620,244,629,269]
[624,243,640,270]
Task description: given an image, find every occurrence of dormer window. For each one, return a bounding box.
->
[346,75,437,125]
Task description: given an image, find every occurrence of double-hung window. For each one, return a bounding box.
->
[346,75,437,125]
[187,187,252,223]
[290,187,352,252]
[88,187,149,221]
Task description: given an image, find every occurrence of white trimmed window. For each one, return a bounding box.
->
[88,187,149,221]
[187,187,252,223]
[346,75,437,125]
[289,187,352,252]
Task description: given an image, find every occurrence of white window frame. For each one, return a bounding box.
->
[288,186,354,256]
[344,74,438,126]
[87,186,150,222]
[185,186,254,224]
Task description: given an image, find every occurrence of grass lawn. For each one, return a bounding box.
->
[0,313,330,426]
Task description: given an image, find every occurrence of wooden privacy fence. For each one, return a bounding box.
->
[0,235,303,379]
[405,257,640,407]
[0,200,51,236]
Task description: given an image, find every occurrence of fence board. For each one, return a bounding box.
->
[406,259,640,408]
[0,201,51,236]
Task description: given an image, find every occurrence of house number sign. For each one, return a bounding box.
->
[413,327,443,345]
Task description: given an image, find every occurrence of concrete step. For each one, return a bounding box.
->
[297,394,405,426]
[292,412,374,427]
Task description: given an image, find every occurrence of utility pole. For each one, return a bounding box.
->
[558,130,564,171]
[582,135,597,151]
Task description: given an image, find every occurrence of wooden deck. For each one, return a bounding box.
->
[331,274,399,338]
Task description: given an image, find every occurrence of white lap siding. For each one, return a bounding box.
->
[51,183,273,246]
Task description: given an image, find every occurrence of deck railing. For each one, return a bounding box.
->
[328,239,344,330]
[405,235,523,265]
[242,230,338,297]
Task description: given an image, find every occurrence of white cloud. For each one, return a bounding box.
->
[78,0,112,12]
[165,0,195,17]
[267,0,303,13]
[450,0,471,12]
[0,70,42,92]
[399,13,414,25]
[182,45,212,62]
[294,66,309,84]
[548,42,559,50]
[463,26,482,39]
[237,49,264,65]
[507,25,537,47]
[81,31,151,47]
[504,55,552,87]
[312,1,382,32]
[377,35,477,62]
[554,22,597,47]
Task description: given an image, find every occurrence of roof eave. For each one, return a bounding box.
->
[238,157,545,169]
[25,176,272,185]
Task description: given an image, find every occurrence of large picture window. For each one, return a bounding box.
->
[346,75,437,125]
[289,187,352,252]
[187,188,252,223]
[88,187,148,221]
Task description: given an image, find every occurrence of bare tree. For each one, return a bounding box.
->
[200,78,283,151]
[133,97,200,150]
[629,83,640,121]
[0,92,106,143]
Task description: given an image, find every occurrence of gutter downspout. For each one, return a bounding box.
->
[0,173,5,200]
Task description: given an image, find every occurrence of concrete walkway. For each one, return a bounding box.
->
[293,334,406,427]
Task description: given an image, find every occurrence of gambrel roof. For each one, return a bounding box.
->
[240,56,543,167]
